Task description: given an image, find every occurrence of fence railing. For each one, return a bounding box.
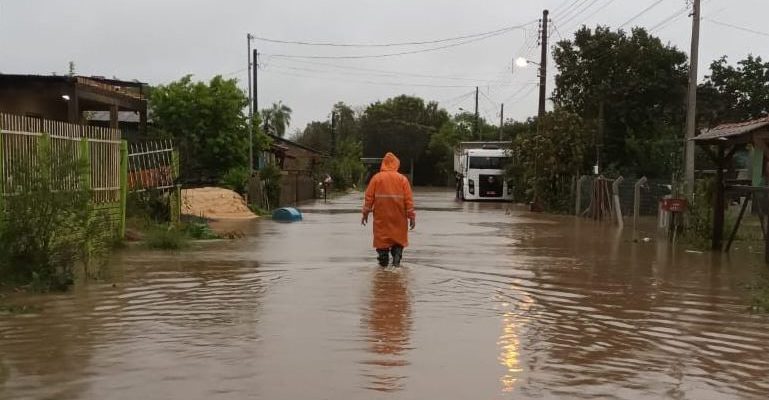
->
[1,113,123,204]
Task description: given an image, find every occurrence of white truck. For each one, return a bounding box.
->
[454,141,513,201]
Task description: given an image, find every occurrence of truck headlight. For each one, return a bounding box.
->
[469,179,475,195]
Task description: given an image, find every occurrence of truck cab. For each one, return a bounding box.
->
[455,145,513,201]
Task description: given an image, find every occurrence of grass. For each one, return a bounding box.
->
[144,226,189,250]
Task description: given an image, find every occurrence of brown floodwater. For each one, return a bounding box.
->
[2,188,769,399]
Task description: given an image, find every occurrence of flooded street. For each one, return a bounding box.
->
[3,189,769,399]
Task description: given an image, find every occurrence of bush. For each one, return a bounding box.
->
[182,218,220,240]
[220,166,250,195]
[145,225,189,250]
[0,136,114,291]
[127,189,171,223]
[260,164,282,209]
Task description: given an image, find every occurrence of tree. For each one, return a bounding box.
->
[261,101,293,137]
[149,75,259,182]
[552,26,688,178]
[360,95,450,185]
[507,109,593,211]
[698,55,769,126]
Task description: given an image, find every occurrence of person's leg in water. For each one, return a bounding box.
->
[376,248,390,267]
[390,245,403,267]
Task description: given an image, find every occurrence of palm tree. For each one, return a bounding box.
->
[261,101,292,137]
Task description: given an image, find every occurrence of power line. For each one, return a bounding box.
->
[557,0,590,21]
[265,63,520,88]
[269,58,512,84]
[620,0,666,28]
[263,68,507,89]
[560,0,603,28]
[252,24,530,47]
[264,22,534,60]
[705,17,769,38]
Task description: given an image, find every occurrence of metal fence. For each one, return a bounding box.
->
[127,140,176,191]
[0,113,123,205]
[576,175,672,221]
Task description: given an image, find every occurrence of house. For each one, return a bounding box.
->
[255,134,327,206]
[0,74,147,136]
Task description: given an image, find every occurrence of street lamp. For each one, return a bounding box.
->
[514,57,540,68]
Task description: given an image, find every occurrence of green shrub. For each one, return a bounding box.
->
[0,136,114,291]
[260,164,282,209]
[220,166,250,195]
[145,225,189,250]
[182,218,220,240]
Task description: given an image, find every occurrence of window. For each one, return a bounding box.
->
[469,156,507,169]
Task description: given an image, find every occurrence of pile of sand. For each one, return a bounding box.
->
[182,187,257,219]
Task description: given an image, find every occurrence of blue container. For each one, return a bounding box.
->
[272,207,303,222]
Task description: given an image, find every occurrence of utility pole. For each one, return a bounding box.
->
[474,86,479,139]
[684,0,701,196]
[331,111,337,156]
[538,9,549,128]
[247,34,254,174]
[499,103,504,141]
[597,100,604,174]
[253,49,259,122]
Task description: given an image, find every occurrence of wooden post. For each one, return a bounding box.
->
[119,140,128,237]
[109,104,119,129]
[712,145,725,250]
[633,177,647,242]
[0,127,4,213]
[170,147,181,225]
[725,192,750,252]
[612,176,624,228]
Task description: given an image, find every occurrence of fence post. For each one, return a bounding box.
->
[0,129,4,213]
[170,148,181,225]
[633,177,647,242]
[575,175,588,216]
[612,176,624,228]
[119,140,128,238]
[80,137,91,192]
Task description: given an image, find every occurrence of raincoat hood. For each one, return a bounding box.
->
[380,152,400,172]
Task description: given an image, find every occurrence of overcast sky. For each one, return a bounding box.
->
[2,0,767,136]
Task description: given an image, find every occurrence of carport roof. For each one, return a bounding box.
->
[694,116,769,144]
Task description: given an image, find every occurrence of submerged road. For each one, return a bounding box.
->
[2,189,769,399]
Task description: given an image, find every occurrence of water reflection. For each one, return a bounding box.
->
[361,269,412,392]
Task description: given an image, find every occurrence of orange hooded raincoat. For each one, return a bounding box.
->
[362,153,415,249]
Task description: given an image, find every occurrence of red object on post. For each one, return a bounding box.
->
[661,198,688,213]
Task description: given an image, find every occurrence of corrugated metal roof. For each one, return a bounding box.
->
[694,116,769,142]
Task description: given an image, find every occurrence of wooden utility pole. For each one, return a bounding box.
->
[474,86,479,139]
[538,9,549,125]
[247,34,254,173]
[330,111,337,156]
[684,0,701,196]
[499,103,504,140]
[253,49,259,121]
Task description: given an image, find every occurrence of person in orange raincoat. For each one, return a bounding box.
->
[361,152,416,267]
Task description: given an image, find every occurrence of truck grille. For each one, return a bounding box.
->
[479,174,503,197]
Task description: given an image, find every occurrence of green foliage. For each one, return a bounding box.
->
[149,75,262,181]
[361,95,450,185]
[145,225,189,250]
[127,189,171,223]
[699,55,769,126]
[220,166,250,195]
[261,101,293,137]
[260,164,282,208]
[682,179,714,249]
[327,138,365,189]
[552,26,688,178]
[506,110,593,212]
[182,217,220,240]
[0,137,114,291]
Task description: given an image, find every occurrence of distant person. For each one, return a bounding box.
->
[361,152,416,267]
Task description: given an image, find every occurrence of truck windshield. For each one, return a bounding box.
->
[469,156,507,169]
